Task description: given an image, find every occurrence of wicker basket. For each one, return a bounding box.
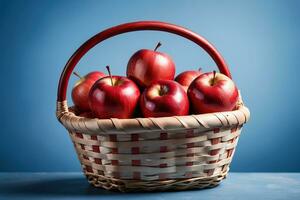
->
[56,21,250,192]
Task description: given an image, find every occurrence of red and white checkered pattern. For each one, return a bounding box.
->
[70,125,242,181]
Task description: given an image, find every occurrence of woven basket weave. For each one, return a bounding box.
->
[56,21,250,192]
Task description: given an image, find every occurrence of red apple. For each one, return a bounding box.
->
[140,80,189,117]
[72,71,105,111]
[79,112,94,118]
[175,68,203,91]
[127,42,176,88]
[188,71,238,114]
[89,66,140,119]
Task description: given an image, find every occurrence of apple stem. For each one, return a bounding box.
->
[73,72,82,79]
[154,42,162,51]
[159,85,168,96]
[106,65,114,86]
[212,70,217,85]
[198,67,202,72]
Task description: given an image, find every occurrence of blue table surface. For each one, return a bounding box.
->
[0,173,299,200]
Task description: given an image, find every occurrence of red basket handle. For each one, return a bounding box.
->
[57,21,231,102]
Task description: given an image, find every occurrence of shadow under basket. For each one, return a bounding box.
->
[56,21,250,192]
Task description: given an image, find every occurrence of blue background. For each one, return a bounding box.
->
[0,0,299,172]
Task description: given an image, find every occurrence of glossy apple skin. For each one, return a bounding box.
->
[188,72,238,114]
[89,76,140,119]
[175,70,202,91]
[71,71,105,111]
[127,49,175,88]
[140,80,189,117]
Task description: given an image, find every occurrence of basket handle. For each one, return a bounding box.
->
[57,21,231,102]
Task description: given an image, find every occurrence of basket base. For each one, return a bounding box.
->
[85,172,227,192]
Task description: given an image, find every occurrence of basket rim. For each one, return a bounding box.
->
[56,98,250,135]
[64,103,249,124]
